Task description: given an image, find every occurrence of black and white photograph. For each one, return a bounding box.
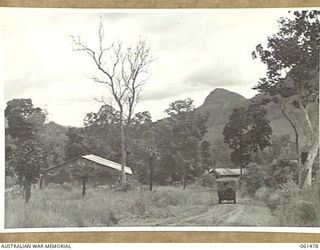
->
[1,8,319,229]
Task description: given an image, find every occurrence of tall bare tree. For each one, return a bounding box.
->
[71,21,153,184]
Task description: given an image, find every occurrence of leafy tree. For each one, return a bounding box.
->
[5,98,47,199]
[69,160,96,197]
[164,98,195,116]
[72,21,153,185]
[211,138,231,167]
[243,160,299,196]
[223,102,272,176]
[252,10,319,188]
[65,128,95,159]
[145,147,159,191]
[83,105,122,163]
[200,140,213,171]
[5,135,17,177]
[125,111,158,187]
[37,122,68,167]
[10,140,46,202]
[84,104,154,181]
[152,120,179,184]
[64,128,105,196]
[261,135,296,163]
[84,104,120,128]
[158,98,208,188]
[5,98,46,141]
[130,111,152,136]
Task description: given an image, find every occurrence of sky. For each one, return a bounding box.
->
[0,8,294,127]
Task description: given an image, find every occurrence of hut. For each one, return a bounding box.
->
[208,168,243,179]
[44,154,132,188]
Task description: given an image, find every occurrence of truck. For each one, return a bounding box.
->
[217,177,237,204]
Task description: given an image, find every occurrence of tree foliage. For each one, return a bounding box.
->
[5,98,47,141]
[223,103,272,168]
[164,98,195,116]
[252,10,319,188]
[65,128,95,160]
[153,98,208,187]
[5,98,47,202]
[10,140,46,202]
[200,140,213,171]
[252,10,319,100]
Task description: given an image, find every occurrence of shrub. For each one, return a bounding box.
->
[242,163,266,197]
[131,197,147,216]
[5,176,18,189]
[255,186,280,211]
[5,185,23,199]
[266,192,280,211]
[274,181,319,227]
[267,160,299,188]
[277,181,300,199]
[61,183,73,191]
[242,159,299,198]
[255,186,269,201]
[46,183,61,190]
[64,201,118,227]
[200,174,216,187]
[151,187,189,207]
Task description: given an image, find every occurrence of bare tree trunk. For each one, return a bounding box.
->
[279,104,300,157]
[19,175,23,188]
[300,107,314,145]
[120,118,127,185]
[24,179,31,203]
[149,156,154,191]
[279,104,302,186]
[72,27,152,190]
[301,133,319,189]
[297,83,314,139]
[183,172,186,190]
[297,83,317,188]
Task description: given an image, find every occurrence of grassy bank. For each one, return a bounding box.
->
[253,181,320,227]
[5,184,215,228]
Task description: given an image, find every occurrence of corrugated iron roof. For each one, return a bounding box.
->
[216,168,241,175]
[81,154,132,175]
[211,168,242,176]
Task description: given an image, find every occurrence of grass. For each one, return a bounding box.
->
[253,181,320,227]
[274,181,320,227]
[5,184,214,228]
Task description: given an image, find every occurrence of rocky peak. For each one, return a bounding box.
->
[202,88,247,106]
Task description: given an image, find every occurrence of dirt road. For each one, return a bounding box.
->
[156,198,279,227]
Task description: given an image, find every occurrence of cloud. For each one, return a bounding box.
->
[1,9,290,126]
[139,83,184,102]
[184,64,239,88]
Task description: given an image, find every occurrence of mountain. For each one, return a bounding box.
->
[195,88,248,144]
[197,88,249,126]
[195,88,319,164]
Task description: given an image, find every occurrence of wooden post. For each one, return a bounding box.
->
[149,155,154,191]
[82,176,87,197]
[39,174,43,189]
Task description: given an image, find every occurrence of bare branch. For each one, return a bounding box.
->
[71,22,153,184]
